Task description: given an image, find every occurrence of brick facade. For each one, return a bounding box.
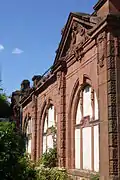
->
[11,0,120,179]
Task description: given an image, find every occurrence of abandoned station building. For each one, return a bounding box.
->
[11,0,120,179]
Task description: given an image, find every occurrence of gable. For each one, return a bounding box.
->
[60,21,89,58]
[54,13,97,65]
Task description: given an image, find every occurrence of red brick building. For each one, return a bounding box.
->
[11,0,120,179]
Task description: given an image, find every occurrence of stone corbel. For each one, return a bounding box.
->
[97,32,107,68]
[74,47,84,62]
[57,71,62,94]
[46,98,51,109]
[28,112,31,120]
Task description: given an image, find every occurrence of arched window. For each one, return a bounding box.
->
[26,117,32,154]
[43,104,57,153]
[75,85,99,172]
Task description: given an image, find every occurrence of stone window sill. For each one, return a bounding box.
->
[68,169,99,178]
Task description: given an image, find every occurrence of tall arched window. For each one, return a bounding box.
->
[75,84,99,172]
[43,104,57,153]
[26,117,32,154]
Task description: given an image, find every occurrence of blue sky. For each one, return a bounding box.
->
[0,0,97,95]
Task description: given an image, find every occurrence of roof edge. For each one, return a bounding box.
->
[93,0,107,11]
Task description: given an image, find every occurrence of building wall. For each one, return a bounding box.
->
[20,32,119,180]
[21,39,100,173]
[12,1,120,179]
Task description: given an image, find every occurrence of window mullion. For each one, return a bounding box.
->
[80,90,83,169]
[80,90,83,121]
[80,128,83,169]
[91,125,94,171]
[91,88,95,171]
[46,109,49,151]
[91,88,94,121]
[54,108,56,126]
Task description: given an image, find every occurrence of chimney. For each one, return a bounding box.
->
[21,80,30,91]
[32,75,42,87]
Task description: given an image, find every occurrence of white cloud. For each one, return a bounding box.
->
[0,44,4,52]
[12,48,24,54]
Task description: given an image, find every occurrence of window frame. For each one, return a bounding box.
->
[26,117,32,154]
[75,84,99,172]
[43,104,57,153]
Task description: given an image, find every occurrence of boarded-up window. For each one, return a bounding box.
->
[26,118,32,154]
[43,104,56,153]
[75,85,99,172]
[83,127,92,170]
[75,128,81,169]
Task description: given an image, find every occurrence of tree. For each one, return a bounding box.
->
[0,82,36,180]
[0,122,36,180]
[0,95,12,118]
[0,86,12,119]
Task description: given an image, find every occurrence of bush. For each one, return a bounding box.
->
[36,166,68,180]
[36,147,68,180]
[90,173,99,180]
[0,93,11,118]
[17,154,36,180]
[50,167,68,180]
[38,147,58,168]
[0,122,36,180]
[36,166,50,180]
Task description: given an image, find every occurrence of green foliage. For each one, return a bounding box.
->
[0,122,36,180]
[36,166,50,180]
[50,168,68,180]
[38,147,58,168]
[0,118,68,180]
[90,173,99,180]
[51,126,57,147]
[36,146,68,180]
[0,93,7,101]
[0,91,11,118]
[36,125,69,180]
[0,84,8,102]
[36,166,68,180]
[17,154,36,180]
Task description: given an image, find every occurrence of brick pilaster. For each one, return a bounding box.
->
[59,70,66,167]
[107,33,119,179]
[31,94,37,161]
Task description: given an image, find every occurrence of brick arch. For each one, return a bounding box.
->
[68,78,79,122]
[67,78,79,168]
[38,96,57,133]
[67,75,95,168]
[83,73,98,99]
[23,115,27,133]
[38,98,57,157]
[22,112,33,156]
[67,74,99,171]
[82,74,92,87]
[37,100,47,157]
[81,74,99,122]
[22,112,31,133]
[68,75,93,124]
[40,98,56,133]
[73,76,93,122]
[39,100,47,131]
